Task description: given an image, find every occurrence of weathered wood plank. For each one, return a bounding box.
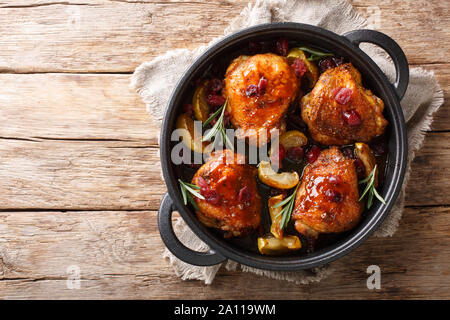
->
[0,1,246,73]
[0,206,448,299]
[0,0,448,73]
[419,64,450,132]
[0,139,164,210]
[406,132,450,206]
[0,65,448,144]
[0,131,448,210]
[0,74,156,142]
[0,0,448,300]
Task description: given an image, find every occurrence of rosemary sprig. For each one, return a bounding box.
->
[202,100,234,150]
[178,179,204,211]
[272,183,300,230]
[299,46,334,61]
[202,103,223,128]
[358,165,386,209]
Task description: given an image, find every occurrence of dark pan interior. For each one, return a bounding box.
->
[160,23,407,270]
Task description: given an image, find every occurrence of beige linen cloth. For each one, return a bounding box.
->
[131,0,444,284]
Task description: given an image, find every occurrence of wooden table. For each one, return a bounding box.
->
[0,0,448,299]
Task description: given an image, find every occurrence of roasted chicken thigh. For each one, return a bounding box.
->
[292,147,362,239]
[192,149,262,237]
[301,63,388,145]
[224,53,300,145]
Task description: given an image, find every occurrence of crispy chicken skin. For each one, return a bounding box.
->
[224,53,300,145]
[292,147,362,239]
[192,150,262,237]
[301,63,388,145]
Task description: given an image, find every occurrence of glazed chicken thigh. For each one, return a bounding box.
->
[224,53,300,145]
[301,63,388,145]
[192,149,262,237]
[292,147,362,239]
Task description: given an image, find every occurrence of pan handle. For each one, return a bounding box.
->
[158,193,226,266]
[343,29,409,100]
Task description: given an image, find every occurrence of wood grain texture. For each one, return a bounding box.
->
[0,0,448,299]
[0,74,154,141]
[0,64,448,142]
[0,1,246,73]
[424,65,450,132]
[0,131,448,210]
[0,0,448,73]
[0,139,163,210]
[406,132,450,206]
[0,206,448,299]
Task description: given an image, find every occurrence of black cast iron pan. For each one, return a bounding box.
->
[158,23,408,271]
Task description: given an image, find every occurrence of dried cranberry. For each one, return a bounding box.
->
[257,77,268,95]
[335,88,353,105]
[245,84,258,97]
[223,111,230,126]
[342,109,362,126]
[206,105,222,126]
[197,177,220,204]
[275,37,289,56]
[325,189,343,203]
[330,87,341,98]
[197,176,208,190]
[318,57,337,73]
[341,146,355,159]
[209,115,217,126]
[291,58,307,78]
[286,146,304,163]
[182,103,193,116]
[238,186,253,203]
[332,56,345,66]
[354,158,366,180]
[270,144,286,168]
[208,78,223,93]
[278,144,287,162]
[206,94,226,107]
[328,175,343,185]
[203,189,220,205]
[306,145,321,164]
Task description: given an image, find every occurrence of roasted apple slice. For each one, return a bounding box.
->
[257,235,302,255]
[355,142,378,186]
[279,130,308,149]
[257,161,299,189]
[176,113,212,154]
[192,81,210,122]
[268,194,284,239]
